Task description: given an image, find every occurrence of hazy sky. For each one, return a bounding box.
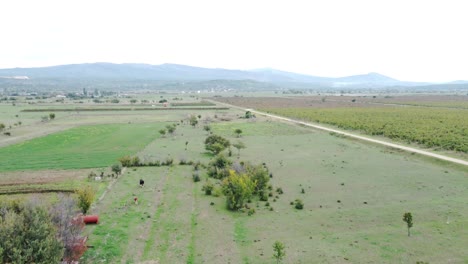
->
[1,0,467,82]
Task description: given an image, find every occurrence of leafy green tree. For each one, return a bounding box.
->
[203,125,211,134]
[49,113,55,120]
[159,129,167,137]
[166,124,176,135]
[234,128,243,137]
[0,201,63,263]
[273,241,286,263]
[119,156,132,167]
[207,153,233,179]
[403,212,413,237]
[222,170,256,210]
[130,99,138,104]
[189,115,198,127]
[76,186,96,214]
[232,141,246,157]
[245,163,270,194]
[205,135,230,155]
[111,164,122,174]
[245,111,253,119]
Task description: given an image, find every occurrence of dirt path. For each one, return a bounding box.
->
[121,167,169,264]
[209,99,468,166]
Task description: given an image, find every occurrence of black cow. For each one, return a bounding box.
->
[139,179,144,187]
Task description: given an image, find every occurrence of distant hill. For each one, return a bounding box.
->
[0,63,466,91]
[0,63,400,86]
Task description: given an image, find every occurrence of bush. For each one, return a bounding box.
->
[205,135,230,155]
[248,208,256,216]
[111,164,122,175]
[192,172,201,182]
[222,170,256,210]
[76,186,96,214]
[0,201,63,263]
[202,181,214,195]
[119,156,132,167]
[276,187,283,194]
[294,199,304,210]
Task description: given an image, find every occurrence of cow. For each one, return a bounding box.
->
[139,179,145,187]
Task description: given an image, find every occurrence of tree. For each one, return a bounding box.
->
[49,113,56,120]
[130,99,138,104]
[203,125,211,134]
[111,164,122,174]
[166,124,176,136]
[234,128,243,137]
[159,129,167,137]
[205,135,230,155]
[245,111,253,119]
[0,201,63,263]
[232,141,246,157]
[222,170,256,210]
[185,141,189,150]
[189,115,198,127]
[119,156,132,167]
[273,241,286,263]
[76,186,96,214]
[207,153,233,179]
[0,123,5,131]
[403,212,413,237]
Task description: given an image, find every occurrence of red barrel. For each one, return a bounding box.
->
[83,215,99,224]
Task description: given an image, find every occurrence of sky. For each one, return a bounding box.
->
[0,0,467,82]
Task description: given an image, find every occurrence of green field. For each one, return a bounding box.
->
[1,96,467,263]
[0,123,165,171]
[262,107,468,152]
[82,119,467,263]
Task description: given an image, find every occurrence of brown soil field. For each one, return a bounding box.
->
[0,169,90,186]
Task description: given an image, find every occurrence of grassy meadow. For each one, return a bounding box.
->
[0,95,467,263]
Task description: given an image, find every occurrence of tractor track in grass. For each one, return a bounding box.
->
[208,99,468,167]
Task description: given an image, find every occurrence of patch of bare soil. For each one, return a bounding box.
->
[0,169,91,186]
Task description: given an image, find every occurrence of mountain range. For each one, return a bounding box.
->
[0,63,466,90]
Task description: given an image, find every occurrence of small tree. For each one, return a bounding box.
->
[166,124,176,136]
[273,241,286,264]
[185,141,189,150]
[130,99,138,104]
[245,111,253,119]
[49,113,55,120]
[0,201,63,263]
[203,125,211,134]
[403,212,413,237]
[222,170,256,210]
[0,123,5,131]
[76,186,96,214]
[205,135,230,155]
[234,128,243,137]
[232,141,246,157]
[189,115,198,127]
[111,164,122,175]
[159,129,167,137]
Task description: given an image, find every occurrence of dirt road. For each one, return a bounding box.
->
[210,99,468,167]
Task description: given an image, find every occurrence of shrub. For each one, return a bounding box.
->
[212,186,223,197]
[111,164,122,175]
[222,170,256,210]
[248,208,256,216]
[205,135,230,155]
[0,201,63,263]
[295,199,304,210]
[276,187,283,195]
[202,181,214,195]
[76,186,96,214]
[119,156,132,167]
[192,172,201,182]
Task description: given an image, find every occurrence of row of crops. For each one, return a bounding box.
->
[262,107,468,153]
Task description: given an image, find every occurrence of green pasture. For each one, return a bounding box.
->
[0,123,165,171]
[82,119,467,263]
